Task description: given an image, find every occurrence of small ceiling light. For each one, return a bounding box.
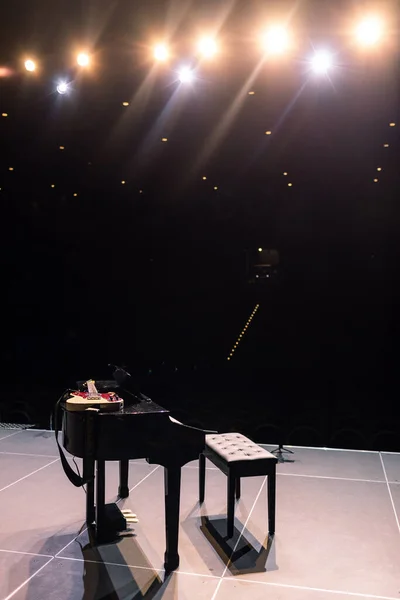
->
[261,25,290,55]
[1,113,7,117]
[202,176,207,180]
[122,102,129,106]
[51,184,55,188]
[59,146,65,150]
[121,180,126,184]
[265,130,272,135]
[258,247,262,252]
[8,167,14,171]
[374,178,378,182]
[288,182,293,186]
[355,16,384,47]
[197,37,218,59]
[56,81,69,95]
[377,167,382,171]
[248,91,255,95]
[214,186,218,190]
[311,50,333,74]
[73,192,78,196]
[283,172,288,175]
[161,137,168,142]
[24,59,36,72]
[389,122,396,127]
[178,66,194,83]
[154,43,169,62]
[77,52,90,67]
[383,144,389,147]
[139,190,143,193]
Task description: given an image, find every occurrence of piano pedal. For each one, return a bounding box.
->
[121,509,139,523]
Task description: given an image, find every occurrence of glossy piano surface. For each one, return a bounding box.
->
[62,395,204,465]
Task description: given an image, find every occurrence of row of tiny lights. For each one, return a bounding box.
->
[227,304,260,361]
[1,120,395,194]
[372,123,397,183]
[0,15,393,90]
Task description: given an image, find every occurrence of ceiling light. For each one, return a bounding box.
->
[56,81,69,95]
[311,50,333,74]
[122,102,129,106]
[355,16,384,47]
[24,59,36,72]
[262,26,290,54]
[77,52,90,67]
[178,66,194,83]
[197,37,218,58]
[154,44,169,62]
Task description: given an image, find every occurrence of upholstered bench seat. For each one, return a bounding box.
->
[199,433,277,538]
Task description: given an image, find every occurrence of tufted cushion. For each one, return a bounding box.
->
[205,433,275,463]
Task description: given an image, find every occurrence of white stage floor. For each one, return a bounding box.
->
[0,427,399,600]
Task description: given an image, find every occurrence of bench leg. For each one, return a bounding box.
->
[199,453,205,504]
[235,477,241,500]
[267,470,276,535]
[227,472,235,538]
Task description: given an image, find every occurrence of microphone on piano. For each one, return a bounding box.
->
[108,364,132,386]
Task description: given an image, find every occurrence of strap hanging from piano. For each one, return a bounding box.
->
[54,390,86,487]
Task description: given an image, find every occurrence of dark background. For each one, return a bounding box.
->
[1,0,399,450]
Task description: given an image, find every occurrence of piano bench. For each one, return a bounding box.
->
[199,433,277,539]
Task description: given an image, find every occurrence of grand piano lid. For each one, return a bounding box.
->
[98,398,170,416]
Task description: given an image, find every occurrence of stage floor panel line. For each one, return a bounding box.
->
[0,429,399,600]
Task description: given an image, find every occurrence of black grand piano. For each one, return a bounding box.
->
[57,375,206,573]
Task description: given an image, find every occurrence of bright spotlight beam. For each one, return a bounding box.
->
[311,50,333,74]
[178,66,194,83]
[24,59,36,72]
[154,44,169,62]
[56,81,69,95]
[262,26,290,54]
[198,37,218,58]
[77,52,90,67]
[355,17,384,46]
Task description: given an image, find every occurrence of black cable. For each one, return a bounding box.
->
[72,456,87,494]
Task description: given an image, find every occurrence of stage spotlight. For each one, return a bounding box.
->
[311,50,333,74]
[262,25,290,55]
[56,81,69,94]
[24,59,36,72]
[178,66,194,83]
[355,16,384,46]
[77,52,90,67]
[154,43,169,62]
[197,37,218,58]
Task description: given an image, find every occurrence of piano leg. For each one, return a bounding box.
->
[95,459,106,542]
[83,455,95,526]
[163,466,181,573]
[118,460,129,498]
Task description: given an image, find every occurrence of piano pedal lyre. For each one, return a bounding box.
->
[121,509,139,523]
